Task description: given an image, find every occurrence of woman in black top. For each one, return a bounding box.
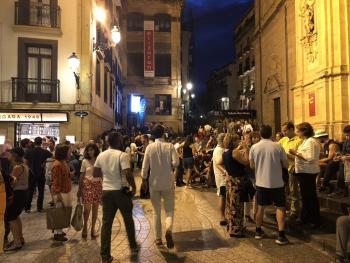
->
[182,135,195,188]
[222,133,250,237]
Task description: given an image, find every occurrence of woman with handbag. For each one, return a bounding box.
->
[77,143,101,239]
[4,148,28,252]
[51,144,72,242]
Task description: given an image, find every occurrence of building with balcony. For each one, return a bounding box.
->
[206,64,235,111]
[234,6,255,110]
[122,0,183,133]
[0,0,126,144]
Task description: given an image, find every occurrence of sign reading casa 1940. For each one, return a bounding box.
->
[0,113,68,122]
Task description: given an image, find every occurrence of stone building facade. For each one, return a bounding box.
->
[122,0,183,133]
[0,0,125,144]
[254,0,296,133]
[235,7,256,110]
[255,0,350,140]
[293,0,350,140]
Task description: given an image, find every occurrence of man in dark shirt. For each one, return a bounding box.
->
[24,137,52,212]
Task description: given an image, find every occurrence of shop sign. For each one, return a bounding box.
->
[0,112,68,122]
[144,21,155,77]
[42,113,68,122]
[74,111,89,118]
[0,113,41,122]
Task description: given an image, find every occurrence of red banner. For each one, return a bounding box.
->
[144,21,154,77]
[309,92,316,117]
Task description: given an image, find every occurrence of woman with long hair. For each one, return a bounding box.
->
[182,135,196,188]
[77,144,101,239]
[222,133,250,237]
[4,148,28,252]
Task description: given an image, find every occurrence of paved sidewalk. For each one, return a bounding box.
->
[0,175,334,263]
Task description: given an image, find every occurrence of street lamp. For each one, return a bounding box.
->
[111,25,121,45]
[95,7,106,23]
[191,94,195,99]
[186,82,193,91]
[68,52,80,89]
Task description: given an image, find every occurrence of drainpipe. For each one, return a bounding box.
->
[284,3,290,121]
[258,0,263,124]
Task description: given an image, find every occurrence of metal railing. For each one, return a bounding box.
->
[15,2,61,28]
[12,78,60,103]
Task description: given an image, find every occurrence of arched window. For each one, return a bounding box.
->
[127,12,144,32]
[154,13,171,32]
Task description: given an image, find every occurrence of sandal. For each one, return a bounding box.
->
[155,239,163,246]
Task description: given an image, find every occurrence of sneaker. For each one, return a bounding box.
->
[275,236,289,245]
[255,229,264,240]
[165,230,174,249]
[4,244,22,252]
[53,234,68,242]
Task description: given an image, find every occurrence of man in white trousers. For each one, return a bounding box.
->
[141,124,179,248]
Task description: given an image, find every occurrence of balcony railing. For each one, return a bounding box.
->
[12,78,60,103]
[15,2,61,28]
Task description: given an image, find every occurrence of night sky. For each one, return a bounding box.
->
[183,0,254,98]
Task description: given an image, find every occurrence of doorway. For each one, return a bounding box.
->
[274,97,281,133]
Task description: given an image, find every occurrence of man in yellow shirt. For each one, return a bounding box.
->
[279,121,303,219]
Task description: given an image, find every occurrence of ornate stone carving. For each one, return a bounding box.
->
[264,54,283,94]
[300,0,318,63]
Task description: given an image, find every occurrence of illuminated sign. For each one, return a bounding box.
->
[0,112,68,122]
[131,95,141,113]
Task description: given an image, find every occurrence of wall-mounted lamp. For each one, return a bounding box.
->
[68,52,80,89]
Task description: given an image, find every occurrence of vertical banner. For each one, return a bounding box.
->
[309,92,316,117]
[144,21,155,77]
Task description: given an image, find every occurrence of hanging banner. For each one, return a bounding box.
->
[144,21,155,77]
[309,92,316,117]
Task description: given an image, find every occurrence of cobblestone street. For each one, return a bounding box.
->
[0,175,334,263]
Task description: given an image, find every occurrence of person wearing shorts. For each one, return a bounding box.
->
[249,125,289,246]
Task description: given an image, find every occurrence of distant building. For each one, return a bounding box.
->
[181,8,194,130]
[206,64,235,111]
[234,6,255,110]
[122,0,184,133]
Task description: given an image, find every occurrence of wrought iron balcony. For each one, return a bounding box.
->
[12,78,60,103]
[15,1,61,28]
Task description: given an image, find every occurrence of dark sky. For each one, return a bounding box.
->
[183,0,254,96]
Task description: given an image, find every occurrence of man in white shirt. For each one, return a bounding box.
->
[212,133,227,225]
[141,124,179,248]
[249,125,289,245]
[93,132,137,263]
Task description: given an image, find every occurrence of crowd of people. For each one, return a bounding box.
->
[0,119,350,263]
